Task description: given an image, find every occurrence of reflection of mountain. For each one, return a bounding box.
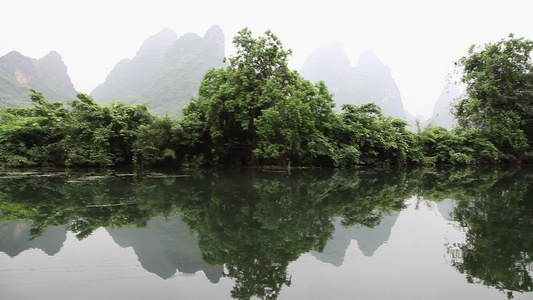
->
[0,221,67,257]
[311,212,399,266]
[436,199,456,222]
[106,213,223,283]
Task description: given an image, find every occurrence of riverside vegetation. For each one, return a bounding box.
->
[1,30,532,168]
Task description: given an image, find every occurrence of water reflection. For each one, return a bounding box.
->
[0,221,66,257]
[311,212,399,266]
[447,171,533,299]
[107,214,224,283]
[0,167,532,299]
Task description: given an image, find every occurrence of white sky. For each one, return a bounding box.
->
[2,0,533,118]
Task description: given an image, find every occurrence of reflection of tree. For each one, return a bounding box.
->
[0,168,422,299]
[411,167,533,298]
[449,169,533,299]
[173,170,410,299]
[322,169,408,227]
[175,174,330,299]
[414,166,500,202]
[0,175,159,239]
[3,168,533,298]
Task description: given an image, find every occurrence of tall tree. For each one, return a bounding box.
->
[454,34,533,161]
[181,29,336,166]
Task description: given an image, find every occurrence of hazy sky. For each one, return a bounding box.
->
[2,0,533,118]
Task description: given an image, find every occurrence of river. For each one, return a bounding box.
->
[0,167,532,299]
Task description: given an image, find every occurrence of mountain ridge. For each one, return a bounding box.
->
[91,25,226,116]
[0,50,77,107]
[300,44,408,120]
[429,84,460,129]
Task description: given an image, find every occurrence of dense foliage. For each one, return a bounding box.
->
[179,29,338,166]
[0,90,157,167]
[454,34,533,163]
[1,31,532,168]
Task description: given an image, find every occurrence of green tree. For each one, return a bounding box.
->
[181,28,336,166]
[132,116,181,167]
[454,34,533,162]
[331,103,413,167]
[0,90,68,166]
[0,91,166,168]
[64,93,155,167]
[411,123,500,166]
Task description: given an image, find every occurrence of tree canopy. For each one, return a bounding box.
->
[181,28,337,166]
[454,34,533,162]
[0,90,156,167]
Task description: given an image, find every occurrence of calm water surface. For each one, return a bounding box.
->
[0,167,532,299]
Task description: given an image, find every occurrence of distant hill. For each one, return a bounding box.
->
[300,44,408,120]
[92,25,226,116]
[429,84,460,130]
[91,28,178,105]
[0,51,77,107]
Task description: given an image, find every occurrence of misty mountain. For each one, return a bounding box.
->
[300,44,408,120]
[0,51,77,107]
[429,84,460,130]
[92,25,226,116]
[91,29,178,104]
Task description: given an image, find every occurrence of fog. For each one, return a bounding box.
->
[2,0,533,118]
